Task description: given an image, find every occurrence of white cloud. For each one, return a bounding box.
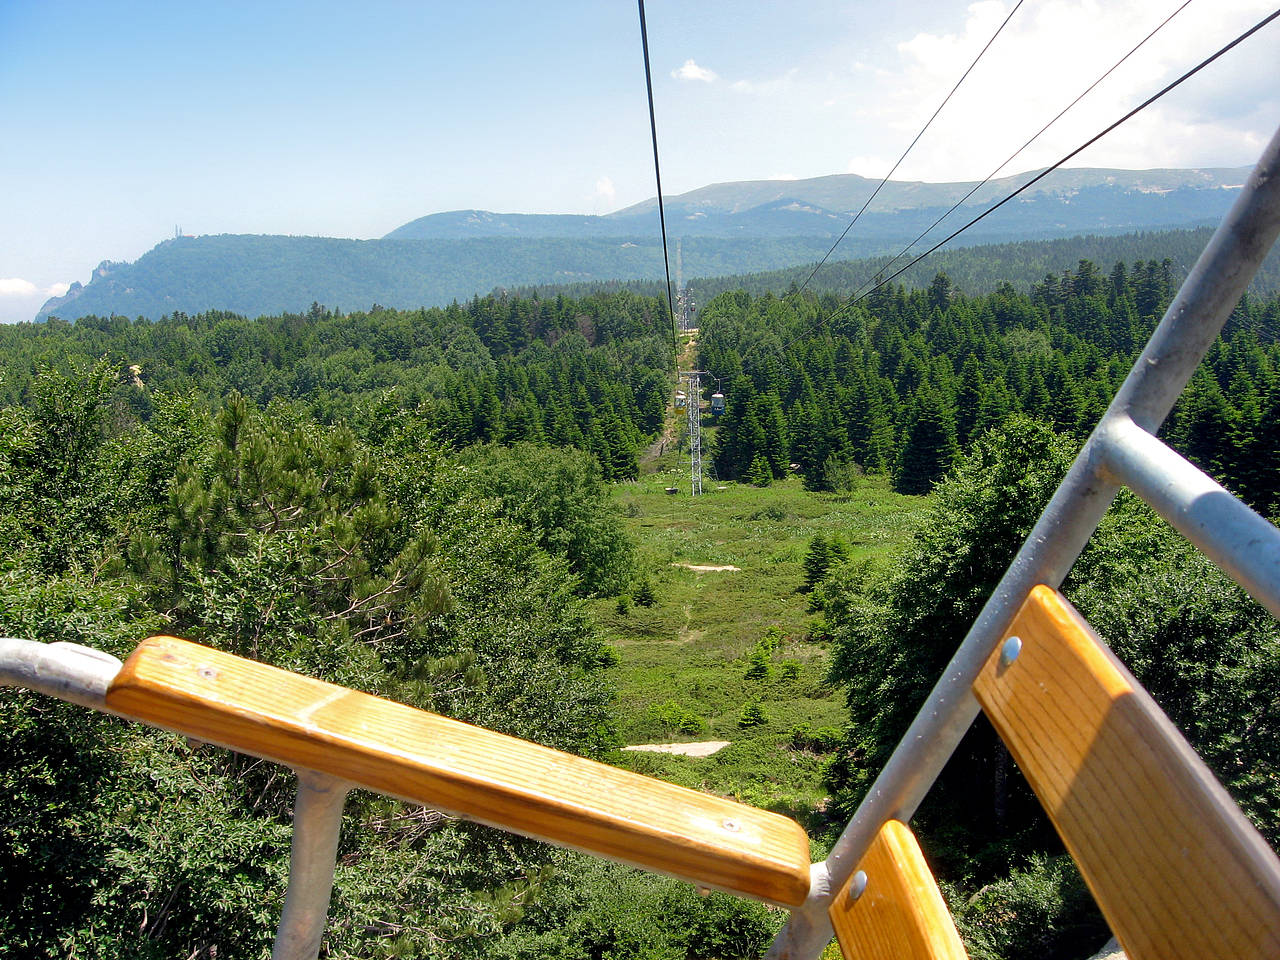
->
[594,175,617,207]
[0,277,70,323]
[847,155,891,177]
[672,59,718,83]
[869,0,1280,181]
[0,278,39,297]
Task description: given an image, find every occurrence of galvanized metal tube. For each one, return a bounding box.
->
[1098,416,1280,620]
[767,121,1280,960]
[767,428,1120,960]
[0,637,122,709]
[272,770,351,960]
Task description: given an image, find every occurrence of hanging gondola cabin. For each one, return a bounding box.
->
[710,392,725,417]
[675,391,687,410]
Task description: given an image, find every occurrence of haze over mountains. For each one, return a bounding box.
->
[37,166,1250,323]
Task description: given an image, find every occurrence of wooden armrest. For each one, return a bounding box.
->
[104,636,811,906]
[974,586,1280,960]
[828,819,967,960]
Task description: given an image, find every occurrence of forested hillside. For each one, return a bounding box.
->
[33,167,1254,326]
[514,226,1280,313]
[4,291,674,481]
[687,225,1280,302]
[33,234,841,325]
[698,258,1280,512]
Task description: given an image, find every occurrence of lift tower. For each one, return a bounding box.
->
[681,370,705,495]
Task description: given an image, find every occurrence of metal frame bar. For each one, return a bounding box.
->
[1097,417,1280,620]
[767,122,1280,959]
[0,638,352,960]
[0,637,121,709]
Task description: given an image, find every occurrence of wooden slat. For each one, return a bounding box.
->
[828,819,967,960]
[104,636,811,906]
[973,585,1280,960]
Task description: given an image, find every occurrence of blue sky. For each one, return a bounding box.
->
[2,0,1278,323]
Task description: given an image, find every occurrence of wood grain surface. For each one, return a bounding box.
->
[974,585,1280,960]
[104,636,812,906]
[827,818,967,960]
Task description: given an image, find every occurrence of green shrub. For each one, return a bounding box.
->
[738,702,769,727]
[778,659,802,683]
[802,534,831,592]
[677,714,707,736]
[789,723,841,753]
[821,455,863,493]
[759,626,784,653]
[747,454,773,486]
[646,700,706,736]
[745,646,772,681]
[952,854,1108,960]
[632,576,656,607]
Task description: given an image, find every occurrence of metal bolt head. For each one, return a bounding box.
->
[999,635,1022,671]
[847,870,868,904]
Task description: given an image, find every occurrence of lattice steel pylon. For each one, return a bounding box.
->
[683,370,703,495]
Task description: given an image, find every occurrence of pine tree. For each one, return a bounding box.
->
[746,454,773,487]
[802,534,832,592]
[894,386,959,495]
[955,355,985,448]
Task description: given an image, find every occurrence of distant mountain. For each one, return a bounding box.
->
[37,166,1251,323]
[35,235,844,323]
[388,166,1249,241]
[608,165,1249,217]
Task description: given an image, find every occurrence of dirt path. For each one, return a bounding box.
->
[640,332,699,469]
[670,562,741,572]
[622,741,731,757]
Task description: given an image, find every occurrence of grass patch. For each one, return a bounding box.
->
[599,470,925,816]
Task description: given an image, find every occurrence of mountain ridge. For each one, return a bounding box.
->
[37,165,1251,323]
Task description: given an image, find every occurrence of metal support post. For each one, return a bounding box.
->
[272,770,352,960]
[1097,416,1280,619]
[767,121,1280,960]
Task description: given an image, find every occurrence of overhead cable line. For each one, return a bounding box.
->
[789,0,1028,301]
[779,5,1280,352]
[637,0,678,350]
[854,0,1195,302]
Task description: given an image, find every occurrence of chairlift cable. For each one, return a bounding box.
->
[779,6,1280,352]
[850,0,1195,303]
[788,0,1028,302]
[637,0,679,354]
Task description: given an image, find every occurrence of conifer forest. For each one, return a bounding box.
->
[2,256,1279,959]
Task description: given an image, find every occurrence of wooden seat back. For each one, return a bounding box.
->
[828,818,967,960]
[974,585,1280,960]
[104,636,812,906]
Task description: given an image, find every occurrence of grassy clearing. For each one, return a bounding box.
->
[595,468,925,821]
